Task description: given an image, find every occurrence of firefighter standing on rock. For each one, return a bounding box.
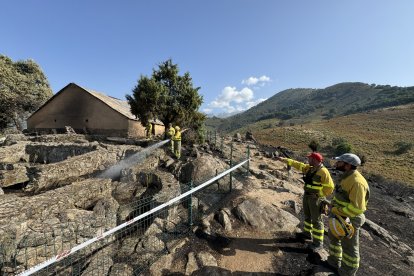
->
[276,152,334,251]
[325,153,370,276]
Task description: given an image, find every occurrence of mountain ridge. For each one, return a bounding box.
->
[207,82,414,132]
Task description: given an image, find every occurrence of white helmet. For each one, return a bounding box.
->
[334,153,361,166]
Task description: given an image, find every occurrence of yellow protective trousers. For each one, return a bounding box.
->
[303,193,324,247]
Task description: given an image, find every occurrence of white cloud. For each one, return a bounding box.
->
[202,108,213,114]
[210,86,253,108]
[242,75,271,86]
[246,98,267,109]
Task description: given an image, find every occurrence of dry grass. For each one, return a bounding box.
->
[248,104,414,186]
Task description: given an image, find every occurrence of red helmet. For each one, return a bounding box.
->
[307,152,323,162]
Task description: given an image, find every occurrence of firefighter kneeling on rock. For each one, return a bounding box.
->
[276,152,334,251]
[325,153,370,276]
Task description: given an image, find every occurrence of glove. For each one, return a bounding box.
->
[320,201,330,216]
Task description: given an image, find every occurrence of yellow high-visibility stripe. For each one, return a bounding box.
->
[329,244,342,252]
[343,253,360,262]
[347,204,364,215]
[306,185,323,190]
[329,250,342,258]
[304,221,312,227]
[342,258,359,268]
[312,227,324,234]
[333,197,348,207]
[304,227,312,232]
[322,182,333,187]
[312,232,324,240]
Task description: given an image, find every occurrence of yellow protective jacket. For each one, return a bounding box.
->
[173,130,181,141]
[285,158,334,197]
[332,170,369,218]
[167,126,175,138]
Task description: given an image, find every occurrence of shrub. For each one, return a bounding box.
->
[335,141,353,155]
[393,141,412,155]
[308,140,320,152]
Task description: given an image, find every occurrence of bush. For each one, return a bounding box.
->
[335,141,353,155]
[308,140,320,152]
[393,141,412,155]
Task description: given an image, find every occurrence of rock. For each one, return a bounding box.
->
[233,133,242,142]
[360,228,373,241]
[164,157,175,168]
[245,131,257,143]
[180,155,229,189]
[192,266,232,276]
[109,263,134,276]
[233,198,300,233]
[363,218,414,255]
[149,254,173,276]
[215,209,232,231]
[283,200,301,214]
[186,252,199,275]
[0,164,30,188]
[196,251,217,266]
[258,164,269,170]
[81,246,114,276]
[3,134,28,146]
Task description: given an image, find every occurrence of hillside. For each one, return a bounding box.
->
[207,82,414,132]
[233,104,414,185]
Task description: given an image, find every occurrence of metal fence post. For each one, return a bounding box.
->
[188,180,193,226]
[230,143,233,191]
[214,131,217,148]
[220,136,223,153]
[246,144,250,177]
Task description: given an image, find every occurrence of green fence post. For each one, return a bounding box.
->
[214,131,217,148]
[246,144,250,177]
[230,143,233,191]
[188,180,193,226]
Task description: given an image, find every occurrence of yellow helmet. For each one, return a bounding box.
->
[175,126,180,131]
[329,214,355,239]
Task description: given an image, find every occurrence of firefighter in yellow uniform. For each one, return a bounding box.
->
[327,153,370,276]
[167,123,175,152]
[172,126,181,159]
[146,122,152,138]
[277,152,334,251]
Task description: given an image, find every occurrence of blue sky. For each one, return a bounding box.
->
[1,1,413,116]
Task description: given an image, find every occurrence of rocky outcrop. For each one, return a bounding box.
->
[233,198,300,233]
[0,178,116,272]
[0,163,29,187]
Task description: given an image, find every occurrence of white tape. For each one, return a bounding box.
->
[19,159,249,276]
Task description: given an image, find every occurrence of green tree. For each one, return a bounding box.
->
[126,59,204,133]
[0,55,53,131]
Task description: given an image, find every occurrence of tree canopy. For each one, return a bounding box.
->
[126,59,205,131]
[0,55,53,131]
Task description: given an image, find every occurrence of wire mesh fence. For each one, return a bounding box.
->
[1,133,249,276]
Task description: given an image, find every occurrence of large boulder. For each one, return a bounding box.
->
[233,198,300,233]
[180,155,229,189]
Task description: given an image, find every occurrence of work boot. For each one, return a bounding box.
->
[320,260,339,274]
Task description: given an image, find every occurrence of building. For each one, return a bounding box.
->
[27,83,164,137]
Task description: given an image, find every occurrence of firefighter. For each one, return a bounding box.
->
[172,126,181,159]
[326,153,369,275]
[146,122,152,138]
[167,123,175,151]
[276,152,334,251]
